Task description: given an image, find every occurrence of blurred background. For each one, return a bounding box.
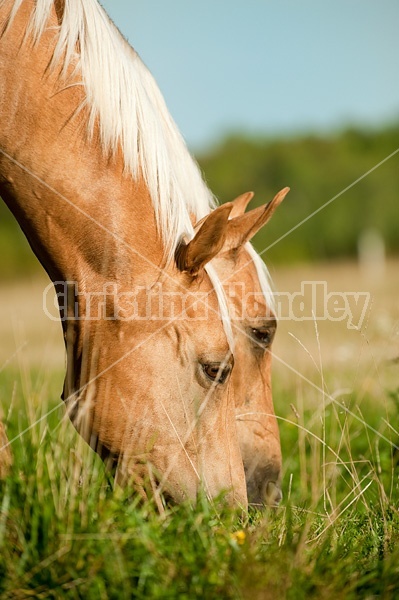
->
[0,0,398,395]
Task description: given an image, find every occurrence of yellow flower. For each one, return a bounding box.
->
[231,530,246,545]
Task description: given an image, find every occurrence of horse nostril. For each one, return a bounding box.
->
[265,481,283,507]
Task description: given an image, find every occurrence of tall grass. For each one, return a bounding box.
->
[1,364,399,599]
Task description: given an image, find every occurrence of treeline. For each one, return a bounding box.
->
[0,124,398,278]
[198,125,399,266]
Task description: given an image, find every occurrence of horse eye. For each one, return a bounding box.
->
[251,327,275,347]
[202,363,231,384]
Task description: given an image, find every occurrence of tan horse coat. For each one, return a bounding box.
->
[0,0,247,505]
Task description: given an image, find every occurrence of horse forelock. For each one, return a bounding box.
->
[245,243,276,315]
[204,263,235,354]
[6,0,216,261]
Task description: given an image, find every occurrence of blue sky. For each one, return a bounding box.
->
[100,1,399,150]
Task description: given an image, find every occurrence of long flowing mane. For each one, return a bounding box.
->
[4,0,216,259]
[3,0,274,328]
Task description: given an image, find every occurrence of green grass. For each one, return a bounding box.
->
[1,367,399,599]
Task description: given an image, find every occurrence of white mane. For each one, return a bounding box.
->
[8,0,216,260]
[5,0,274,337]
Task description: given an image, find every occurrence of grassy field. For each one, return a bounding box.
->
[0,259,399,598]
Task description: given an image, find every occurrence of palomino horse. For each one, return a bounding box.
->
[0,0,248,505]
[0,0,286,507]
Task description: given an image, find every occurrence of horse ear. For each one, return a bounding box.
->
[229,191,254,218]
[189,191,254,234]
[175,203,233,276]
[222,187,289,253]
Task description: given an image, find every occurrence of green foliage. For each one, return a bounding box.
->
[198,125,399,265]
[0,202,38,279]
[1,367,399,598]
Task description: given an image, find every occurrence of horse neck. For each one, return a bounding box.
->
[0,0,164,290]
